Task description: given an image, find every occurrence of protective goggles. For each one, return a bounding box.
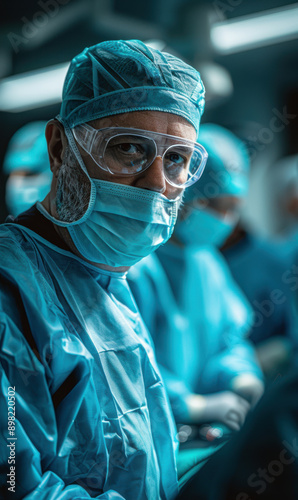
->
[72,124,208,188]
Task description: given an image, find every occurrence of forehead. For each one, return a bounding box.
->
[89,110,197,142]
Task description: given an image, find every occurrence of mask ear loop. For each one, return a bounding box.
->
[36,116,97,227]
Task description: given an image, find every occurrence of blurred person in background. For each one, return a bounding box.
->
[3,121,52,217]
[221,154,298,380]
[128,124,264,440]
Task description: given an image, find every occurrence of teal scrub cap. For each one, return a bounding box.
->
[60,39,205,134]
[185,123,250,201]
[3,121,49,175]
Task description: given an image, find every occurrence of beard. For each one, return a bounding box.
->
[56,145,91,222]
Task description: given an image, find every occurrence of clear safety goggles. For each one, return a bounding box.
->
[72,124,208,188]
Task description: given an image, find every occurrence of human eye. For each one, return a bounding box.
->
[106,136,145,158]
[104,135,148,171]
[165,150,189,170]
[163,145,194,185]
[115,142,143,155]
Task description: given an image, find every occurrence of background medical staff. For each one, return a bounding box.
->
[217,146,298,378]
[128,124,264,434]
[3,121,52,216]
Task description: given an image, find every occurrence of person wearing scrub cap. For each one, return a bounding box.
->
[221,153,298,379]
[175,123,250,247]
[0,39,207,499]
[3,121,52,216]
[129,124,264,434]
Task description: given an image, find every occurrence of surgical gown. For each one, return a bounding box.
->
[222,233,297,346]
[128,244,262,423]
[0,218,179,499]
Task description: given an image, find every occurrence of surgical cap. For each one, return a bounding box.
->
[60,39,205,134]
[3,122,49,175]
[185,123,249,201]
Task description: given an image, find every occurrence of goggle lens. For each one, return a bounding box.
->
[73,125,208,188]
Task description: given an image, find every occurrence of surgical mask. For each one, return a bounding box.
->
[175,206,238,248]
[37,179,180,268]
[6,171,52,217]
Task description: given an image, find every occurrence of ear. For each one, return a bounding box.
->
[46,120,68,178]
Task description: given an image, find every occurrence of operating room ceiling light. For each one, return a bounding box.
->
[2,3,298,113]
[211,3,298,54]
[0,62,69,112]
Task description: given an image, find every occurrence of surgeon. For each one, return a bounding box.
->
[221,234,297,378]
[216,147,298,378]
[0,40,207,499]
[129,124,264,432]
[3,121,52,216]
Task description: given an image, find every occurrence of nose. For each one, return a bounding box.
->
[134,156,166,194]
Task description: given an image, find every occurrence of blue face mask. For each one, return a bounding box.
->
[175,206,237,248]
[37,179,180,268]
[6,172,52,217]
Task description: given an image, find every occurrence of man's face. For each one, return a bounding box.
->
[45,110,197,268]
[75,110,197,200]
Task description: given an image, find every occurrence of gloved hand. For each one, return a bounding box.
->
[231,373,265,407]
[185,391,251,431]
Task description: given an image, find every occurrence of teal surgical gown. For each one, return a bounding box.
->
[128,244,262,423]
[0,221,179,499]
[222,233,297,345]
